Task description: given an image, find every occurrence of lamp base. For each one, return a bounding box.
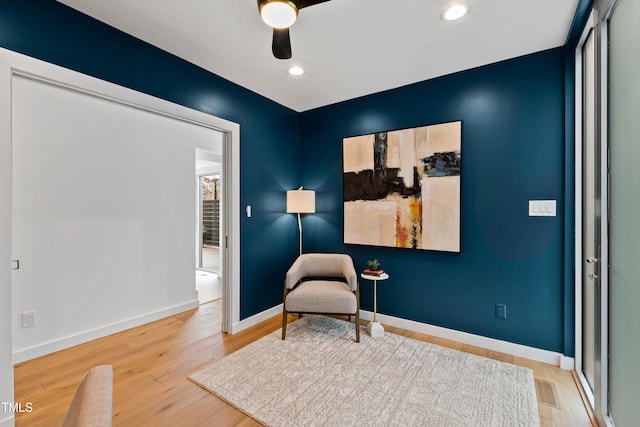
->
[367,321,385,338]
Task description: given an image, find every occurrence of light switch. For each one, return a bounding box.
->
[529,200,556,217]
[246,205,252,218]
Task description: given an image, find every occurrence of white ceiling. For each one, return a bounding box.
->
[58,0,579,112]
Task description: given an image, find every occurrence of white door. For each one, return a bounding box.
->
[575,9,609,422]
[575,14,601,408]
[580,23,598,396]
[607,0,640,424]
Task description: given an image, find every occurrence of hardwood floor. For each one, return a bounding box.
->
[14,303,595,426]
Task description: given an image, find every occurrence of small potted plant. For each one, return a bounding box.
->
[366,259,382,275]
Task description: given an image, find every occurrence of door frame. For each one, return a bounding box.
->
[574,4,615,426]
[573,10,595,408]
[0,47,241,339]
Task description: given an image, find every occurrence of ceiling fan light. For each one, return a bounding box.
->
[442,3,468,21]
[260,1,298,29]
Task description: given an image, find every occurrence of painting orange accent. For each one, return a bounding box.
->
[410,198,422,223]
[395,197,422,248]
[409,198,423,248]
[395,205,409,247]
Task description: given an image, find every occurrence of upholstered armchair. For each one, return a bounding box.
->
[282,253,360,342]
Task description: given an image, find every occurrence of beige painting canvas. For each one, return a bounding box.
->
[343,121,461,252]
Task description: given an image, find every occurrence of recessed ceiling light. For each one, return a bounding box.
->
[442,3,468,21]
[288,66,304,76]
[259,0,298,29]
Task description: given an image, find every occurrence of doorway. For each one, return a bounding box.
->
[196,160,223,306]
[199,174,221,272]
[575,8,608,423]
[3,50,240,363]
[575,14,598,406]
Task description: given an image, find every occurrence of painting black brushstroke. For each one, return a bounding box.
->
[423,151,461,177]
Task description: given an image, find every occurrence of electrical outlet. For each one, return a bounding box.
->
[22,311,36,328]
[495,304,507,320]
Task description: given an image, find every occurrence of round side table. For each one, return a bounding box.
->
[360,272,389,337]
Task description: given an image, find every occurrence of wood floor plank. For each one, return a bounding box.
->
[14,305,594,426]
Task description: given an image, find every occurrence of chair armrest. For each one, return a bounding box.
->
[285,256,306,290]
[62,365,113,427]
[340,256,358,292]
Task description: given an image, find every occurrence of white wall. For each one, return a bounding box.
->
[196,149,222,176]
[10,74,224,361]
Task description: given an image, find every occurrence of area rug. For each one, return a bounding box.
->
[189,315,540,427]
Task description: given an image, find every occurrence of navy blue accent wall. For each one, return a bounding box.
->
[563,52,577,357]
[1,0,589,352]
[300,49,567,353]
[0,0,300,318]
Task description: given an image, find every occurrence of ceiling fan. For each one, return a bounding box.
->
[257,0,332,59]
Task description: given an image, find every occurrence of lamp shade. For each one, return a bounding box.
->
[287,189,315,213]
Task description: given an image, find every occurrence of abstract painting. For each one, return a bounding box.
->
[343,121,461,252]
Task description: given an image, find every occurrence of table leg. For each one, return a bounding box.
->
[367,279,384,337]
[373,279,377,322]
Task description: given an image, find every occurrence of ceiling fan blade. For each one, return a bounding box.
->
[298,0,331,9]
[272,28,292,60]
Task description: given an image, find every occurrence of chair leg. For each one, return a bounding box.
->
[282,288,290,340]
[282,307,288,340]
[355,284,361,343]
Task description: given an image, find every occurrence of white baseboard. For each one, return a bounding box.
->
[560,355,575,370]
[359,310,575,370]
[0,414,14,427]
[216,304,576,370]
[229,304,283,334]
[13,300,200,364]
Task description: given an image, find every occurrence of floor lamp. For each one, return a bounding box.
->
[286,187,315,256]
